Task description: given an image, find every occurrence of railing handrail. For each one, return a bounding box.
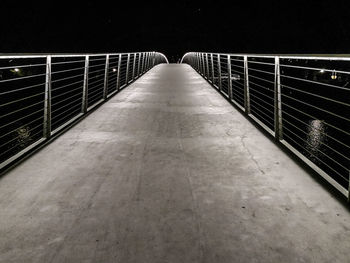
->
[0,52,169,59]
[181,52,350,63]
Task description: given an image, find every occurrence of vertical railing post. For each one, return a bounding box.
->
[150,52,153,67]
[203,53,207,78]
[137,53,142,77]
[244,56,250,114]
[148,52,151,69]
[198,54,200,72]
[217,54,222,91]
[132,53,137,80]
[116,54,122,91]
[227,55,233,100]
[103,54,109,100]
[152,51,156,67]
[198,53,201,73]
[125,53,130,84]
[199,53,203,74]
[141,53,145,74]
[144,53,147,72]
[201,53,205,77]
[211,53,215,82]
[196,53,200,72]
[198,53,201,72]
[202,53,205,75]
[194,53,198,71]
[146,52,150,70]
[193,53,196,70]
[145,52,148,73]
[43,55,52,138]
[206,53,210,80]
[138,53,142,75]
[274,56,283,141]
[82,55,89,113]
[142,53,145,73]
[196,53,199,72]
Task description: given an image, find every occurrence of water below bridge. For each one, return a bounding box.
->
[0,64,349,262]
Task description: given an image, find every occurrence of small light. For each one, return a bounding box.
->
[112,68,117,72]
[232,74,240,81]
[331,70,337,80]
[14,68,20,72]
[319,69,325,73]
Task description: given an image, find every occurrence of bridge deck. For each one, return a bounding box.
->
[0,64,349,262]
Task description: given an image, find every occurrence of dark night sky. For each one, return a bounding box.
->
[1,0,350,62]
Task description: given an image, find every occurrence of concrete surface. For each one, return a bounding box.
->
[0,64,349,263]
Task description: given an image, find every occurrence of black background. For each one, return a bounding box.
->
[1,0,349,62]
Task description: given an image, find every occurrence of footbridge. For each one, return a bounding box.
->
[0,52,349,262]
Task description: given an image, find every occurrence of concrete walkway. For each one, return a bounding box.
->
[0,64,349,263]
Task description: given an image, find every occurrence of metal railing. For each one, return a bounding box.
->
[181,52,350,200]
[0,51,168,170]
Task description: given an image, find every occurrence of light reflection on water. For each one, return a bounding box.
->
[305,119,326,161]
